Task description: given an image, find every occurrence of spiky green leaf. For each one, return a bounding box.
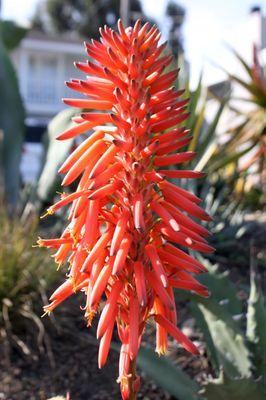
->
[246,267,266,381]
[137,346,200,400]
[187,72,203,132]
[208,142,255,173]
[196,301,251,378]
[196,261,242,315]
[198,98,227,157]
[200,371,266,400]
[36,108,79,202]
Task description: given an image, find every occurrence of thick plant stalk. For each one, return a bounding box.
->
[38,20,213,399]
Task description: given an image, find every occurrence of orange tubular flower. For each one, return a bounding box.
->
[39,20,214,399]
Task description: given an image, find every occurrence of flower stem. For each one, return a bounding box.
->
[128,358,137,400]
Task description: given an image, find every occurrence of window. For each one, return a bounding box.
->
[26,54,58,104]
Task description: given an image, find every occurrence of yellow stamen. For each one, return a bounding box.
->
[40,208,54,219]
[56,263,62,271]
[41,310,51,318]
[34,237,44,247]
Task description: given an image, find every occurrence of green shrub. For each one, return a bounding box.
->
[0,207,57,356]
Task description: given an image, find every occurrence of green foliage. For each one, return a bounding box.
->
[179,64,264,210]
[137,346,200,400]
[193,259,266,396]
[222,46,266,200]
[194,302,251,378]
[174,76,238,216]
[0,42,24,209]
[137,256,266,398]
[227,47,266,107]
[196,261,242,315]
[0,208,56,309]
[200,371,266,400]
[0,20,27,51]
[0,207,57,354]
[186,77,230,175]
[187,73,205,142]
[36,108,78,203]
[187,262,250,377]
[0,22,26,211]
[177,78,251,251]
[246,264,266,382]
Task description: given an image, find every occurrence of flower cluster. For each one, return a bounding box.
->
[38,20,213,399]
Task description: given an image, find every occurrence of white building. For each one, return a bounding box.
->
[11,30,85,126]
[11,30,86,183]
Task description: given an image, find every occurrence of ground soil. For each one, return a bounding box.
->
[0,296,174,400]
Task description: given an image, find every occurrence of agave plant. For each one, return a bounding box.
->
[136,257,266,400]
[175,48,265,211]
[192,256,266,399]
[38,20,216,399]
[223,45,266,198]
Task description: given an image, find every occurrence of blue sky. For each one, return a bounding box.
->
[2,0,266,86]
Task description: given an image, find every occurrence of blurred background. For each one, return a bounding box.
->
[0,1,265,399]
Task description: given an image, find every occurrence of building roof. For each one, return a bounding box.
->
[25,29,85,45]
